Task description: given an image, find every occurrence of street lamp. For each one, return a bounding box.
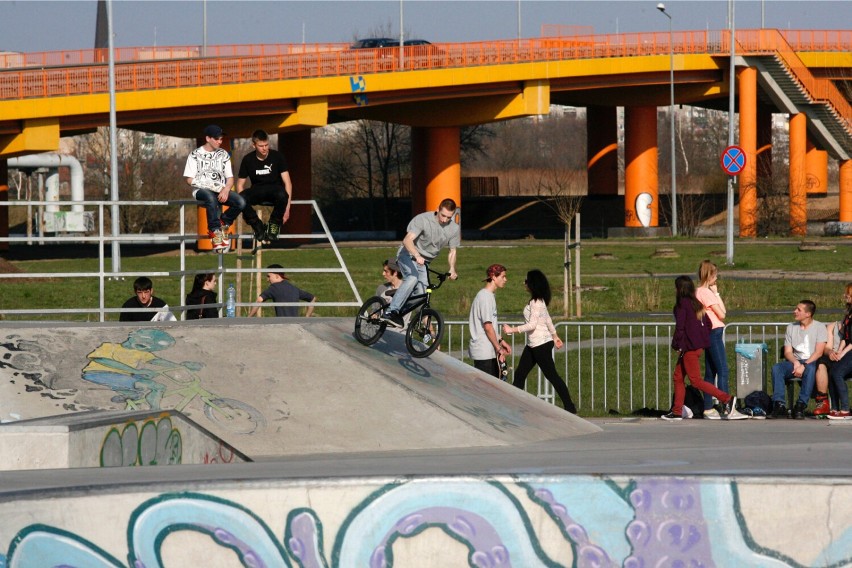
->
[657,2,677,236]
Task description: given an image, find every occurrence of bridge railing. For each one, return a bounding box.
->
[444,320,787,414]
[2,30,850,101]
[0,199,361,322]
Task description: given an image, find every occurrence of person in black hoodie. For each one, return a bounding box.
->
[185,273,219,320]
[663,275,741,420]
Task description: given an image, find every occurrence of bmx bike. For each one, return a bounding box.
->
[354,265,451,358]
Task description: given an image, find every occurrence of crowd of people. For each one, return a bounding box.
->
[129,123,852,417]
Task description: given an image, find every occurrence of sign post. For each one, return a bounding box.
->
[721,144,746,265]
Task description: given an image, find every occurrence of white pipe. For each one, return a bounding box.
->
[8,153,85,213]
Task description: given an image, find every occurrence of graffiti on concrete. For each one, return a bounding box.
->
[1,329,267,434]
[100,416,183,467]
[2,477,850,567]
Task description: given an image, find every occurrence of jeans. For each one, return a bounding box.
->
[240,185,288,225]
[387,249,426,314]
[513,341,576,413]
[829,351,852,411]
[195,188,246,230]
[672,348,730,416]
[771,358,817,405]
[703,327,730,410]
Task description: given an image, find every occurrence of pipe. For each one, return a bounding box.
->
[8,153,85,213]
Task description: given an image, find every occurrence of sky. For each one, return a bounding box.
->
[1,0,849,53]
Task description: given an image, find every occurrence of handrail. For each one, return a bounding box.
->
[1,30,849,101]
[0,198,361,322]
[0,42,350,69]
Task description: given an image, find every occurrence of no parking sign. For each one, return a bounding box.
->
[720,145,746,176]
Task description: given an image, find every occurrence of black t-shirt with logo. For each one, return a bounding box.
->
[238,149,289,188]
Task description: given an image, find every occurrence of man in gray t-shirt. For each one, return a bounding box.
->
[382,198,460,328]
[469,264,511,378]
[770,300,827,418]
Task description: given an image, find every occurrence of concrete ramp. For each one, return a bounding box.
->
[0,409,249,470]
[0,320,598,457]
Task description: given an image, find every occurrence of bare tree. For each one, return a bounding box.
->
[536,168,584,317]
[77,127,186,234]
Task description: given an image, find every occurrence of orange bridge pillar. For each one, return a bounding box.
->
[280,129,313,237]
[789,113,808,236]
[805,139,828,196]
[840,160,852,223]
[410,127,461,216]
[587,106,619,196]
[624,106,658,228]
[738,67,758,237]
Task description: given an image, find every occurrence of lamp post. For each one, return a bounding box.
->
[657,3,677,236]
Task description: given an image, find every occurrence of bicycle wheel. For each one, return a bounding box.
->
[354,296,387,346]
[203,398,266,434]
[405,307,444,358]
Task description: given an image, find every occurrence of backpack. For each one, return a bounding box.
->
[744,390,772,413]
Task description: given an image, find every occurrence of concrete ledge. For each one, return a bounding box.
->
[824,221,852,237]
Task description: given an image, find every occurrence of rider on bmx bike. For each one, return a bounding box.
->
[381,198,460,328]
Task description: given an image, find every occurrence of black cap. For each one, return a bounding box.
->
[204,124,224,138]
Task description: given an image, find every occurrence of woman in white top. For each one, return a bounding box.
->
[503,269,576,414]
[695,260,732,419]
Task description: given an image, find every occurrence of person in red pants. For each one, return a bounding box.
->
[663,275,747,421]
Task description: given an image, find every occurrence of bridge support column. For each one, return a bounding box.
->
[0,159,7,252]
[789,113,808,236]
[624,106,658,228]
[410,127,461,216]
[738,67,758,237]
[805,139,828,195]
[841,160,852,223]
[586,106,619,196]
[279,130,312,236]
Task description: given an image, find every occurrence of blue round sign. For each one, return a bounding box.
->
[721,145,746,176]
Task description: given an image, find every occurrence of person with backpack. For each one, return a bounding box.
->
[663,275,746,421]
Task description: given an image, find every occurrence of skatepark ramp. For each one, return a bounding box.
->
[0,409,249,470]
[0,319,599,458]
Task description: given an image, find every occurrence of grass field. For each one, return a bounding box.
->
[0,238,849,321]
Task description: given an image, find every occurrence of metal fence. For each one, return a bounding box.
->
[0,198,361,321]
[444,320,788,414]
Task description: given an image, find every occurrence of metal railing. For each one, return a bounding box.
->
[444,320,788,414]
[2,29,849,102]
[0,198,361,321]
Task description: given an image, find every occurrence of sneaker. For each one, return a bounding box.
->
[827,409,852,420]
[661,412,683,421]
[750,407,767,419]
[792,401,806,420]
[725,406,750,420]
[813,396,830,416]
[770,401,788,419]
[381,310,404,329]
[264,222,280,245]
[720,396,740,418]
[210,228,228,252]
[703,407,721,420]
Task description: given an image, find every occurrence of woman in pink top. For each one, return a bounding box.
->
[695,260,731,419]
[503,269,576,414]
